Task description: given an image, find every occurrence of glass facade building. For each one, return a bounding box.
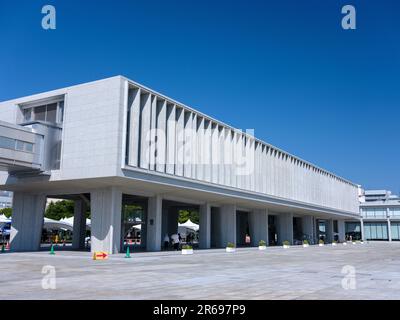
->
[359,190,400,241]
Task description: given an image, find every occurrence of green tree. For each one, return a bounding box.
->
[0,207,12,218]
[45,200,75,220]
[178,209,199,224]
[0,201,91,220]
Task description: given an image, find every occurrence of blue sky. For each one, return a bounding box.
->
[0,0,399,192]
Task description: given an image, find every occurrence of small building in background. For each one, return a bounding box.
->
[359,189,400,241]
[0,191,12,208]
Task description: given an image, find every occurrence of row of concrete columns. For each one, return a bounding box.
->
[10,189,348,253]
[315,218,346,243]
[9,189,123,253]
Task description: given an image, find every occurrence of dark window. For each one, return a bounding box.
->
[15,140,24,151]
[0,137,33,153]
[46,103,57,123]
[0,136,15,149]
[24,142,34,152]
[22,101,64,124]
[34,106,46,121]
[23,108,32,122]
[59,101,64,122]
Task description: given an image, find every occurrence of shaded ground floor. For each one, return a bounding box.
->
[1,242,400,299]
[9,185,358,253]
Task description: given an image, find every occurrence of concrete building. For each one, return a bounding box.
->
[358,190,400,241]
[0,76,361,253]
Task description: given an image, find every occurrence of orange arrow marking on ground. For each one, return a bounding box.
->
[92,251,108,260]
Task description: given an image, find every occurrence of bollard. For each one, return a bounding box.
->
[125,246,131,258]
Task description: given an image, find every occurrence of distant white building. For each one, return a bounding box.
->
[359,189,400,241]
[0,191,12,208]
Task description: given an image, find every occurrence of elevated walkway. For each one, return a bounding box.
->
[0,120,43,175]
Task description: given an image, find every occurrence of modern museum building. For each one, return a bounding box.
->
[0,76,361,253]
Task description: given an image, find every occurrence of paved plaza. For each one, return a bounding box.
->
[1,242,399,300]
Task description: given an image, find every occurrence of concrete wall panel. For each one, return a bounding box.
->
[90,187,122,254]
[10,192,46,252]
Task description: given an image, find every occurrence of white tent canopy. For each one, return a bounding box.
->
[0,214,11,223]
[43,217,73,231]
[43,217,91,231]
[178,219,199,231]
[0,215,91,231]
[60,217,91,228]
[0,215,11,229]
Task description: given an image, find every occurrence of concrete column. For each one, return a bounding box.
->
[360,219,365,241]
[249,209,268,247]
[10,192,46,252]
[72,199,87,250]
[338,220,346,242]
[301,215,314,242]
[215,204,236,248]
[325,219,334,243]
[90,187,122,254]
[146,195,162,251]
[199,203,211,249]
[312,216,317,243]
[387,219,392,242]
[161,205,169,241]
[315,218,320,241]
[277,212,293,245]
